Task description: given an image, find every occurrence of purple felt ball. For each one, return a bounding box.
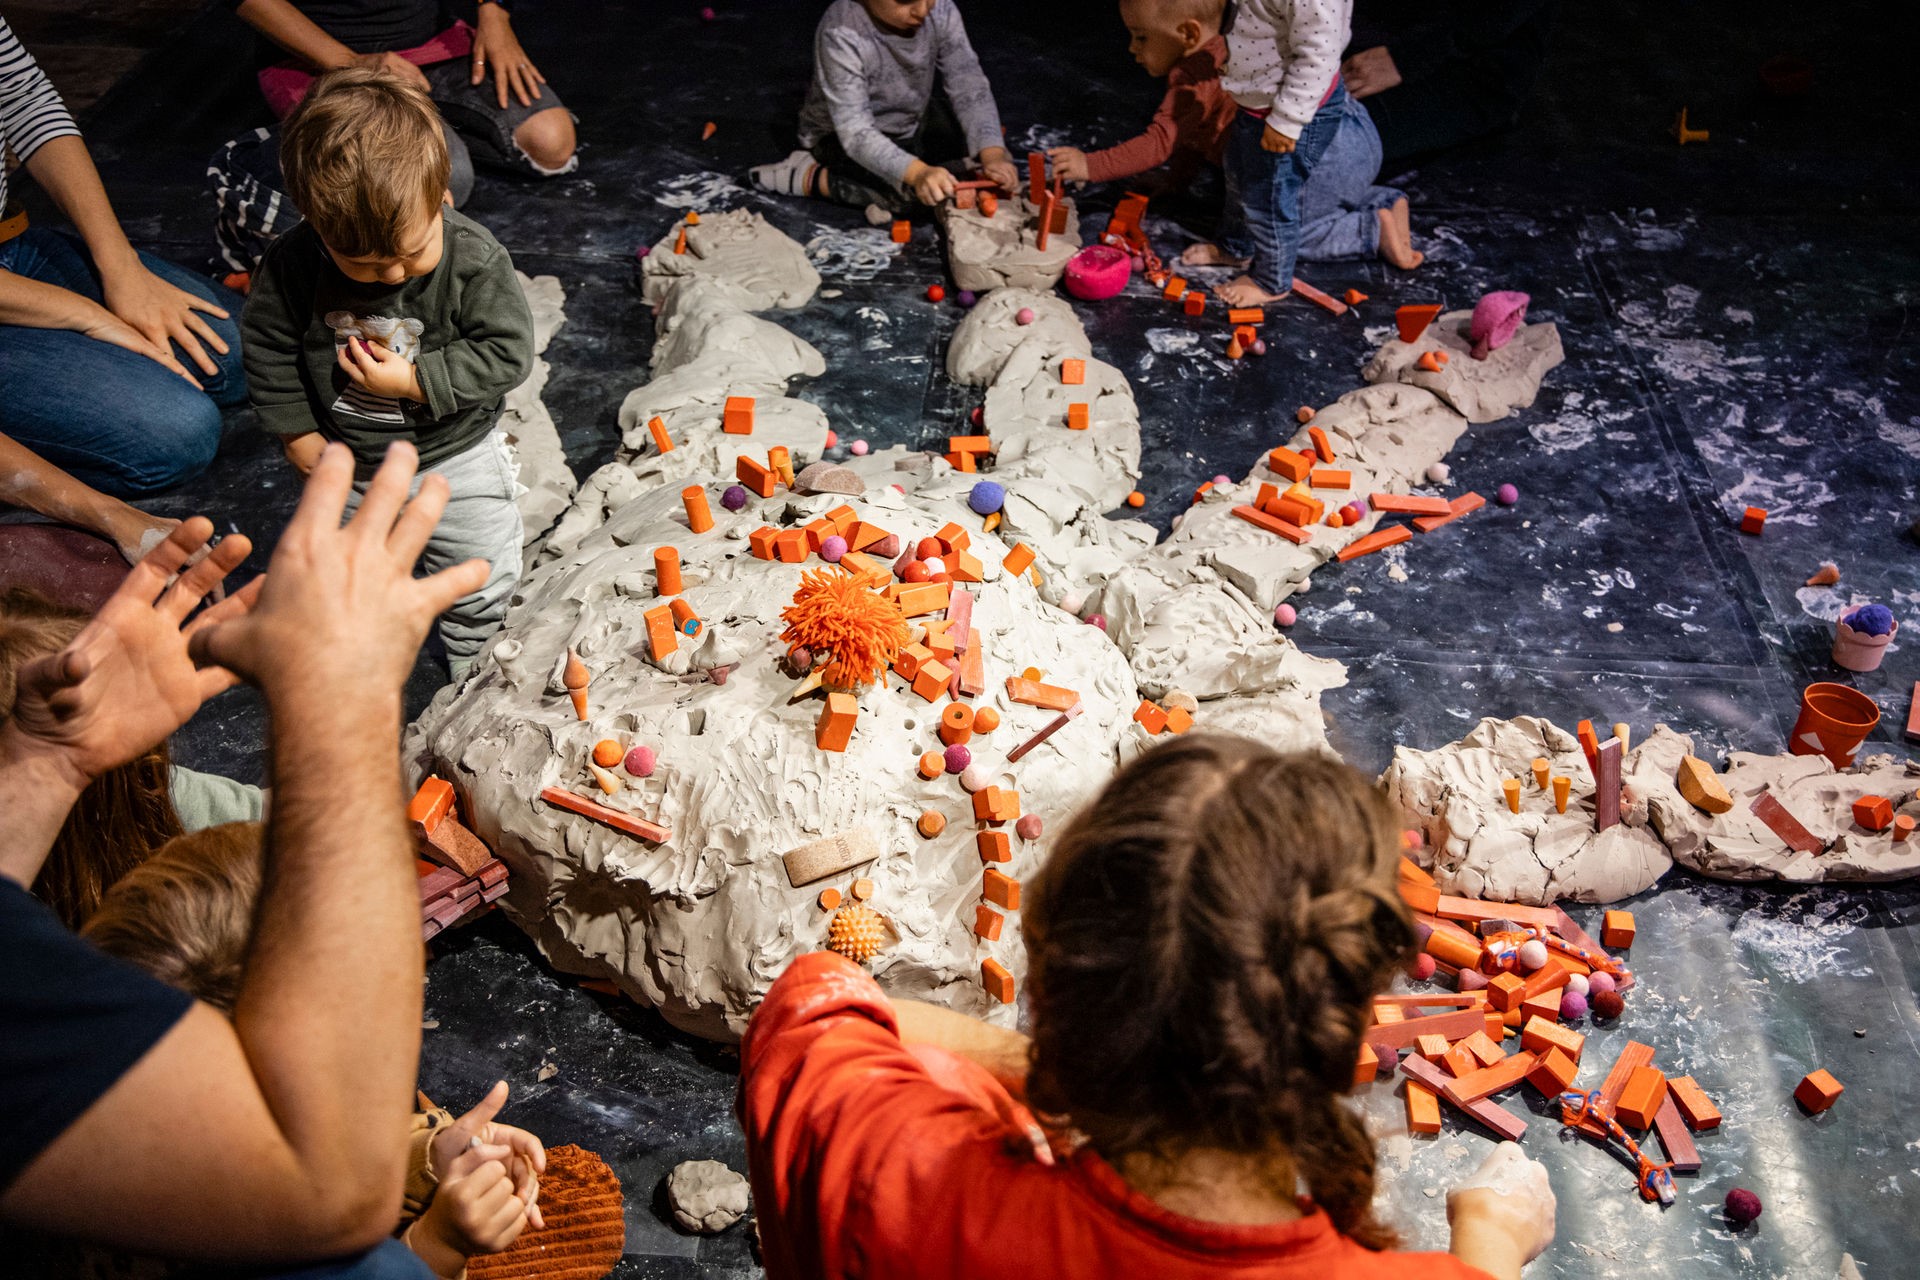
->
[1273,602,1297,627]
[1408,953,1437,981]
[1016,814,1043,840]
[1592,989,1625,1019]
[969,481,1006,515]
[1724,1188,1762,1225]
[944,744,971,774]
[700,5,716,18]
[1016,307,1036,325]
[1250,338,1268,356]
[1844,603,1895,636]
[1496,483,1519,506]
[850,439,870,456]
[820,535,848,562]
[1457,968,1490,992]
[721,484,749,511]
[1377,1047,1401,1073]
[623,745,657,777]
[1212,473,1231,486]
[1085,614,1107,631]
[1586,971,1617,996]
[1559,990,1589,1021]
[635,244,651,259]
[957,289,977,307]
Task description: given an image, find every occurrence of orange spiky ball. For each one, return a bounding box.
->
[827,903,887,964]
[780,567,911,689]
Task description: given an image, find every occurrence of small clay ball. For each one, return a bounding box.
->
[1496,483,1519,506]
[943,744,971,774]
[959,765,988,792]
[851,439,870,456]
[1592,989,1626,1019]
[1126,491,1146,508]
[1085,614,1107,631]
[926,284,946,302]
[1250,338,1268,356]
[592,739,624,768]
[1724,1188,1763,1226]
[1408,953,1437,981]
[1015,814,1043,840]
[1016,307,1036,325]
[1457,968,1490,992]
[1559,990,1589,1021]
[1566,973,1590,997]
[972,707,1000,732]
[1426,462,1451,484]
[624,745,657,777]
[968,481,1006,515]
[957,289,977,307]
[1274,603,1298,627]
[1587,971,1618,996]
[721,484,749,511]
[820,534,848,562]
[1517,939,1550,972]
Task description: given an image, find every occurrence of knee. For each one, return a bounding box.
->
[116,393,224,496]
[513,108,577,174]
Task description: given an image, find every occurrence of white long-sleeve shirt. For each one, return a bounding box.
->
[0,18,81,214]
[1220,0,1351,140]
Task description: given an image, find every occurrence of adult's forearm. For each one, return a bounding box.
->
[21,137,140,278]
[234,0,359,70]
[0,726,88,889]
[0,432,145,541]
[0,266,104,331]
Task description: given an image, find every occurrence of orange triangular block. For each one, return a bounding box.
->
[1397,304,1443,344]
[1417,350,1445,373]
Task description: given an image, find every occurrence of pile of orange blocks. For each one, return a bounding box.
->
[409,778,510,941]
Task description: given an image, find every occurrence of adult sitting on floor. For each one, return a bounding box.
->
[232,0,578,203]
[0,442,487,1278]
[0,19,246,497]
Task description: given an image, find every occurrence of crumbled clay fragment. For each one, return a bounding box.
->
[666,1159,750,1233]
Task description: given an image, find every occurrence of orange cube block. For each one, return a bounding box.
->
[1794,1069,1843,1114]
[1442,1042,1480,1078]
[748,526,778,560]
[1003,544,1035,576]
[1406,1081,1442,1135]
[1066,402,1090,430]
[1853,795,1893,831]
[774,530,808,563]
[894,643,934,681]
[890,219,911,243]
[1134,699,1169,735]
[1161,275,1187,299]
[1615,1066,1667,1130]
[1061,358,1086,385]
[977,831,1011,863]
[1487,973,1526,1012]
[981,958,1016,1004]
[974,904,1005,941]
[1165,705,1194,734]
[983,867,1021,910]
[815,691,857,752]
[1182,290,1205,316]
[1601,910,1636,948]
[912,659,954,702]
[723,396,754,435]
[825,504,858,534]
[1527,1047,1579,1098]
[1519,988,1561,1026]
[408,777,455,835]
[1741,506,1766,535]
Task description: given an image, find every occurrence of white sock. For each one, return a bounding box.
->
[750,149,817,197]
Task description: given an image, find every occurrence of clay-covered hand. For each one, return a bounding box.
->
[281,431,329,476]
[338,335,424,402]
[1045,146,1089,184]
[1446,1142,1556,1278]
[977,148,1019,192]
[470,1,546,109]
[6,518,257,785]
[907,162,958,205]
[352,49,431,92]
[1341,45,1402,99]
[187,443,489,700]
[1259,124,1296,154]
[99,260,232,381]
[429,1082,549,1231]
[103,509,182,569]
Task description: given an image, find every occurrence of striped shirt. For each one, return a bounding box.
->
[1,17,82,214]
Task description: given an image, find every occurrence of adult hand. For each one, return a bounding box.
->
[339,335,424,401]
[100,261,231,381]
[189,443,488,702]
[430,1081,548,1231]
[1045,146,1089,184]
[352,49,432,92]
[7,518,257,786]
[977,148,1019,192]
[79,304,203,389]
[1259,124,1297,154]
[471,2,546,109]
[1342,46,1403,99]
[1447,1142,1556,1275]
[907,162,957,205]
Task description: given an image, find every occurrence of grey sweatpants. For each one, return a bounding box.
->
[346,431,523,676]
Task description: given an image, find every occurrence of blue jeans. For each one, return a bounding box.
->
[194,1239,435,1279]
[0,228,246,497]
[1298,93,1405,262]
[1218,83,1351,292]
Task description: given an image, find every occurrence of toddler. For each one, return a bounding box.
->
[751,0,1019,221]
[83,821,547,1279]
[242,66,532,676]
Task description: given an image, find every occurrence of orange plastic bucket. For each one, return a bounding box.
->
[1789,682,1880,768]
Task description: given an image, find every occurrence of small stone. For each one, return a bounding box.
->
[1408,953,1437,980]
[1723,1188,1763,1226]
[968,481,1006,515]
[926,284,946,302]
[959,765,988,792]
[721,484,749,511]
[851,439,870,456]
[1273,603,1297,627]
[1517,939,1550,972]
[820,535,848,562]
[624,745,657,777]
[944,744,971,774]
[1559,990,1589,1021]
[1496,483,1519,506]
[708,665,729,685]
[1016,307,1036,325]
[1085,614,1107,631]
[667,1159,750,1234]
[1426,462,1451,484]
[1015,814,1043,840]
[957,289,977,307]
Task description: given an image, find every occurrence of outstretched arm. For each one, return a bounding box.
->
[0,432,183,565]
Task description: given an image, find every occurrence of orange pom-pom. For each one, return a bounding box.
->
[780,567,913,689]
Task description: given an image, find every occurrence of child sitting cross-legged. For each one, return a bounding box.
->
[83,821,547,1279]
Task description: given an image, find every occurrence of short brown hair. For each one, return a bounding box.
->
[84,822,265,1014]
[279,66,450,258]
[1023,736,1415,1249]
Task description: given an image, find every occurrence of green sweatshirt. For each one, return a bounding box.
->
[242,208,534,468]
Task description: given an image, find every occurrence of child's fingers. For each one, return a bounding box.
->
[337,343,367,386]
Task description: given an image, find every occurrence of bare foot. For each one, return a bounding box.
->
[1181,242,1251,268]
[1377,198,1425,270]
[1214,274,1290,307]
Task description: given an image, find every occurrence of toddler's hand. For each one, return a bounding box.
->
[1259,125,1296,154]
[1046,147,1089,184]
[909,164,958,205]
[430,1081,548,1231]
[414,1147,535,1269]
[1446,1142,1556,1277]
[338,335,423,402]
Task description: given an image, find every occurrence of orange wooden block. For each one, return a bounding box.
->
[1134,699,1169,735]
[846,521,891,552]
[1443,1051,1537,1105]
[1003,543,1035,576]
[682,485,713,533]
[1066,402,1090,430]
[1615,1065,1667,1130]
[825,505,858,534]
[1162,275,1188,299]
[1521,1016,1584,1063]
[1519,988,1561,1026]
[1520,956,1575,1002]
[1527,1047,1579,1098]
[1601,909,1636,948]
[644,606,678,660]
[1310,468,1352,489]
[1399,856,1435,886]
[893,642,934,681]
[1487,973,1526,1012]
[1442,1043,1480,1078]
[948,550,983,583]
[981,958,1016,1003]
[1006,676,1080,711]
[1668,1076,1722,1130]
[1406,1081,1442,1135]
[1413,491,1486,533]
[1267,447,1312,482]
[1462,1030,1507,1068]
[1424,926,1482,972]
[816,691,857,752]
[1061,358,1086,385]
[1415,1033,1452,1061]
[974,904,1005,941]
[1182,290,1205,316]
[736,454,777,498]
[890,219,911,243]
[940,702,975,745]
[408,777,455,835]
[1794,1068,1843,1114]
[1576,1042,1653,1138]
[839,551,885,583]
[1353,1042,1380,1088]
[1741,506,1766,534]
[1228,307,1265,325]
[653,546,683,596]
[983,867,1021,910]
[1165,705,1194,734]
[768,445,794,486]
[1337,525,1411,562]
[957,640,987,697]
[894,581,952,616]
[912,660,954,702]
[1852,794,1893,831]
[933,522,970,553]
[1232,505,1311,544]
[722,395,754,435]
[748,526,778,560]
[773,529,808,563]
[647,415,674,454]
[1399,879,1441,914]
[539,786,671,844]
[1369,493,1453,516]
[977,830,1011,863]
[1307,426,1334,463]
[1396,303,1442,343]
[947,435,992,456]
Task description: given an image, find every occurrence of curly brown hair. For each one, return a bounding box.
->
[0,589,183,928]
[1023,735,1415,1248]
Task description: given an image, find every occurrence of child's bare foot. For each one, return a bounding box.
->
[1214,275,1290,307]
[1181,242,1251,268]
[1377,198,1424,270]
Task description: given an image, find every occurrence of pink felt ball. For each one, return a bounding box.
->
[959,765,988,792]
[944,744,971,774]
[1408,953,1437,981]
[1586,971,1617,996]
[1496,483,1519,506]
[1015,307,1036,325]
[1592,990,1625,1019]
[850,439,869,456]
[1403,827,1425,849]
[1212,473,1231,486]
[1559,990,1589,1020]
[821,535,848,562]
[1085,614,1107,630]
[1456,968,1490,992]
[1566,973,1590,997]
[1724,1189,1762,1226]
[1250,338,1268,356]
[700,6,715,18]
[1376,1046,1400,1073]
[1273,603,1297,627]
[623,745,657,777]
[1016,814,1044,840]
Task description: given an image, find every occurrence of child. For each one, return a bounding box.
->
[242,66,532,677]
[739,737,1556,1279]
[83,822,547,1279]
[1048,0,1419,269]
[751,0,1019,221]
[1187,0,1359,306]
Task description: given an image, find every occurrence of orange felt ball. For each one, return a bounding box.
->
[591,739,624,768]
[973,707,1001,733]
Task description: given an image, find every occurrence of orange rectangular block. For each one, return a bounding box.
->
[1363,1008,1485,1052]
[539,786,672,844]
[1372,1004,1406,1025]
[722,395,754,434]
[825,504,858,534]
[1577,1041,1653,1138]
[1413,491,1486,533]
[748,526,778,560]
[1227,307,1265,326]
[1399,856,1435,887]
[1368,493,1452,516]
[815,691,857,752]
[947,435,992,455]
[911,660,953,702]
[1061,358,1086,385]
[1006,677,1081,711]
[1399,878,1441,914]
[1270,494,1322,528]
[1432,896,1560,930]
[1487,973,1526,1011]
[645,605,679,660]
[1615,1066,1667,1130]
[956,639,987,697]
[974,904,1004,941]
[1162,275,1187,299]
[1232,504,1311,544]
[1308,427,1334,464]
[408,777,455,835]
[1354,1042,1380,1088]
[1519,988,1561,1026]
[894,581,952,616]
[1520,1016,1584,1063]
[1267,447,1312,482]
[948,449,975,469]
[1003,543,1035,576]
[1406,1081,1442,1135]
[1795,1069,1843,1114]
[1520,956,1575,1002]
[1415,1034,1452,1062]
[1443,1051,1537,1105]
[1335,525,1412,562]
[894,642,934,681]
[1066,402,1090,430]
[773,530,808,563]
[1441,1043,1480,1078]
[803,517,835,551]
[983,867,1021,910]
[1310,468,1352,489]
[736,454,777,498]
[977,830,1011,863]
[981,957,1016,1004]
[1528,1047,1579,1098]
[1667,1075,1721,1130]
[1134,699,1169,735]
[838,551,886,584]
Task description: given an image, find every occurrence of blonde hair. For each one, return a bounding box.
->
[280,65,450,258]
[84,822,265,1013]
